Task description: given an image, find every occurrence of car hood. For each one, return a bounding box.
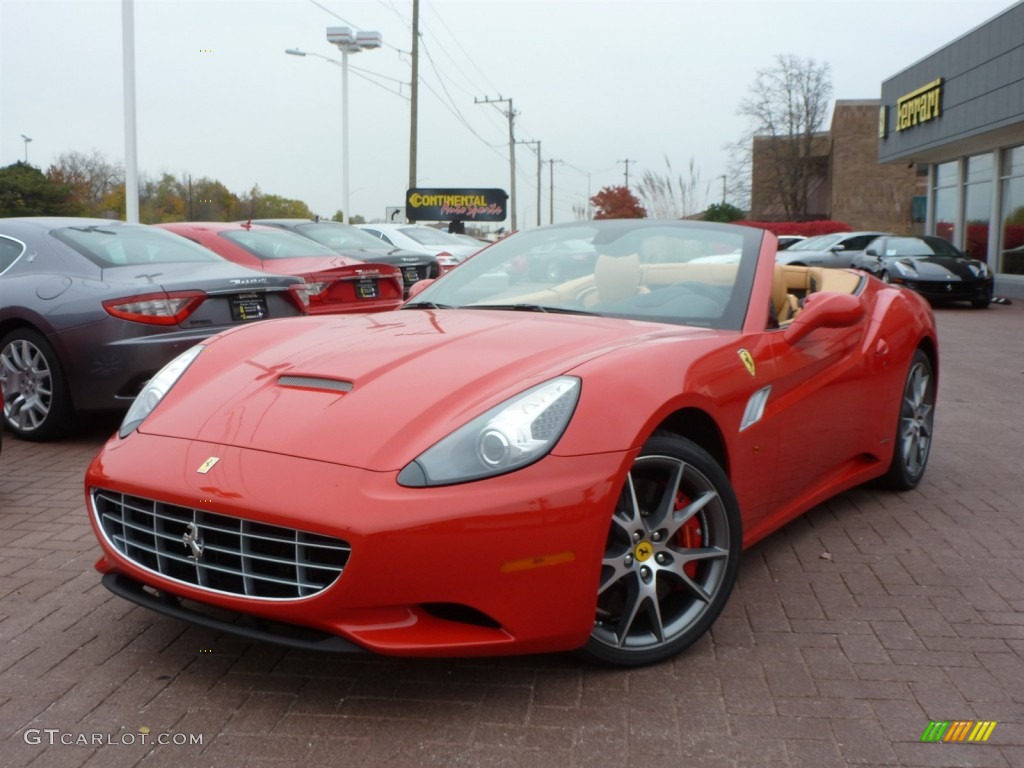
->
[138,309,712,470]
[890,256,985,280]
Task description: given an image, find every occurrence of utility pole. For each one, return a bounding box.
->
[548,158,562,224]
[517,140,540,227]
[475,96,517,231]
[408,0,419,202]
[618,158,636,187]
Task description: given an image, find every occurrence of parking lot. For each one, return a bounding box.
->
[1,301,1022,768]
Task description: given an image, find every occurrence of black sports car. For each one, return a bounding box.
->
[852,235,993,308]
[252,219,440,297]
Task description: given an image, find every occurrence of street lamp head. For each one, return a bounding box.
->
[326,26,354,46]
[326,26,382,53]
[355,31,382,49]
[21,135,32,143]
[284,48,307,56]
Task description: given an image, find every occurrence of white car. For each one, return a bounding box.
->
[356,224,482,271]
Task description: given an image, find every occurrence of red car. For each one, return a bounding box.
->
[87,220,937,667]
[157,222,403,314]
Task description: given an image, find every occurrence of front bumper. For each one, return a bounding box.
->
[86,431,633,657]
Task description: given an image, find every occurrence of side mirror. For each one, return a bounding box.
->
[830,244,846,252]
[783,292,864,344]
[406,279,435,300]
[865,247,879,257]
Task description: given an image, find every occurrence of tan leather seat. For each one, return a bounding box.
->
[772,263,800,324]
[581,253,649,306]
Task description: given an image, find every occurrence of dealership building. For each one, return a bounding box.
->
[879,1,1024,298]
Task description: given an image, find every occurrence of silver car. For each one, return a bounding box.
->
[0,218,305,440]
[775,231,888,268]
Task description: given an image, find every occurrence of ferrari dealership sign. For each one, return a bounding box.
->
[406,188,508,222]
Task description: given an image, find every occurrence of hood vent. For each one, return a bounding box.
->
[277,375,353,393]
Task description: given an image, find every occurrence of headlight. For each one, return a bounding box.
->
[970,261,990,277]
[397,376,580,487]
[892,260,916,276]
[119,345,205,438]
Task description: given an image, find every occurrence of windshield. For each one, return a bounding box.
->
[221,229,342,260]
[399,227,469,247]
[787,234,842,251]
[405,220,762,330]
[53,223,225,267]
[882,237,960,258]
[295,222,395,251]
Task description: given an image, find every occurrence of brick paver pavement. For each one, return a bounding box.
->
[1,302,1022,768]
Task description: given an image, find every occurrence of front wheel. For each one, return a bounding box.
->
[878,349,935,490]
[581,434,742,667]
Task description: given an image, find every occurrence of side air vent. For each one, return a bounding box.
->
[278,375,353,393]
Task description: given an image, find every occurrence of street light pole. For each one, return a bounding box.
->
[326,27,381,224]
[20,135,31,163]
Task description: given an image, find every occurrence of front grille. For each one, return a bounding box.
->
[91,489,350,600]
[914,280,984,297]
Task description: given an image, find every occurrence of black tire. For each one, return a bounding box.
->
[877,349,935,490]
[0,328,75,441]
[971,298,990,309]
[581,434,742,667]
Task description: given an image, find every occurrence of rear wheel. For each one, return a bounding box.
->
[878,349,935,490]
[0,329,74,441]
[582,434,741,667]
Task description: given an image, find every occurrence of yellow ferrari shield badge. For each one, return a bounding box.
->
[197,457,220,474]
[738,349,756,378]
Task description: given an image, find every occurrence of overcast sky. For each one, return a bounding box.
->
[0,0,1016,227]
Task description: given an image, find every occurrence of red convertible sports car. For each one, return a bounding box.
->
[157,222,404,314]
[86,220,938,667]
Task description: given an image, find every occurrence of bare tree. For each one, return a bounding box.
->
[635,156,705,219]
[732,54,832,220]
[46,149,123,216]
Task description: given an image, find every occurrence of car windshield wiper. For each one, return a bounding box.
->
[401,301,456,310]
[465,303,599,316]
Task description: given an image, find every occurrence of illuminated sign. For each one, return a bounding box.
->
[896,78,942,132]
[406,188,508,222]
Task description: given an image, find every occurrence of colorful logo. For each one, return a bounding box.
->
[920,721,996,743]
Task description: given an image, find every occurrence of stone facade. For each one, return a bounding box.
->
[749,100,921,233]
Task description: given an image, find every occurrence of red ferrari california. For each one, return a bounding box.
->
[157,221,404,314]
[86,220,938,667]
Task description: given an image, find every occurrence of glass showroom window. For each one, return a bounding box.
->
[1000,146,1024,275]
[962,154,993,262]
[933,161,958,245]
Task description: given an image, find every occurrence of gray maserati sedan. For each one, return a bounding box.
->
[0,218,305,440]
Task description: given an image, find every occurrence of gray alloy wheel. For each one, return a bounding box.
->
[0,329,73,441]
[582,434,741,667]
[878,349,935,490]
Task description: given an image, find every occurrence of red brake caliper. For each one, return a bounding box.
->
[675,491,701,579]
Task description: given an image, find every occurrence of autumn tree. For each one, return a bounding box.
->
[731,54,833,220]
[183,176,240,221]
[46,149,123,217]
[239,185,313,219]
[590,185,647,219]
